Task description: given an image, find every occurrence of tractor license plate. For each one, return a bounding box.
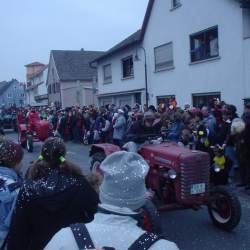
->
[190,183,206,195]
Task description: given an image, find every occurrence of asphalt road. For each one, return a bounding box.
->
[4,131,250,250]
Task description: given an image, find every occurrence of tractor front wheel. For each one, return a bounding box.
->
[90,152,106,173]
[138,200,162,234]
[208,186,241,231]
[18,132,26,148]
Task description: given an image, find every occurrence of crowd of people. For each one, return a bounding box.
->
[1,98,250,186]
[0,137,178,250]
[0,98,250,249]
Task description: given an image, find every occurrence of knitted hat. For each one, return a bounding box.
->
[99,151,149,211]
[0,138,23,168]
[41,137,66,165]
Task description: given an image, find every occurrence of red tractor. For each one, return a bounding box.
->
[90,135,241,232]
[17,113,52,152]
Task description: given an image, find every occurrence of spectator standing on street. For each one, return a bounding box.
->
[113,109,126,147]
[242,103,250,125]
[167,112,185,142]
[7,137,99,250]
[0,139,23,249]
[44,151,179,250]
[201,106,216,143]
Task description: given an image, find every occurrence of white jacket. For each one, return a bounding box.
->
[44,212,179,250]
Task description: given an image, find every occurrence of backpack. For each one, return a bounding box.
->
[0,175,22,249]
[70,223,164,250]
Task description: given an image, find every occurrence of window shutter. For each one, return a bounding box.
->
[103,64,112,82]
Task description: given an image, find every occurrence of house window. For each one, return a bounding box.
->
[20,93,25,97]
[122,56,134,78]
[103,64,112,83]
[7,93,12,98]
[190,26,219,63]
[154,42,174,71]
[172,0,181,8]
[192,92,221,109]
[48,85,51,94]
[53,84,56,93]
[52,68,55,80]
[135,93,142,105]
[157,95,176,107]
[56,82,60,93]
[243,9,250,38]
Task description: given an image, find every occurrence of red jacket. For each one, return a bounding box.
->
[28,111,40,125]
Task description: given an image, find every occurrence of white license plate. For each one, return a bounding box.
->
[190,183,206,195]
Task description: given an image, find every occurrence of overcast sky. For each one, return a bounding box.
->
[0,0,148,82]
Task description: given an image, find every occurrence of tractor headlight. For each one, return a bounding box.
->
[168,169,177,179]
[213,165,221,173]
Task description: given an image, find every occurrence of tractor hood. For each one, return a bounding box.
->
[139,142,209,168]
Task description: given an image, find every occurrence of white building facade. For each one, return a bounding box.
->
[26,66,48,106]
[94,0,250,113]
[94,32,146,107]
[142,0,250,114]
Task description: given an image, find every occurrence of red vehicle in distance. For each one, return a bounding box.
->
[17,110,52,152]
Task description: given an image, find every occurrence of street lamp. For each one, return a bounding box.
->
[135,46,149,108]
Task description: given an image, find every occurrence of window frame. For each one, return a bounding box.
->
[243,8,250,39]
[157,95,176,107]
[56,82,60,93]
[121,56,134,79]
[48,84,52,94]
[52,84,56,94]
[154,42,174,72]
[190,26,219,63]
[192,92,221,108]
[103,64,112,84]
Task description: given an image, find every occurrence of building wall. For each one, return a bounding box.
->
[142,0,245,113]
[47,54,61,106]
[243,9,250,100]
[0,80,25,107]
[97,45,146,106]
[26,67,48,106]
[61,80,95,108]
[26,64,45,81]
[243,38,250,99]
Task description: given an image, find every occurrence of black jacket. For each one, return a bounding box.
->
[7,169,99,250]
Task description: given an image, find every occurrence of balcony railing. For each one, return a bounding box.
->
[34,94,48,101]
